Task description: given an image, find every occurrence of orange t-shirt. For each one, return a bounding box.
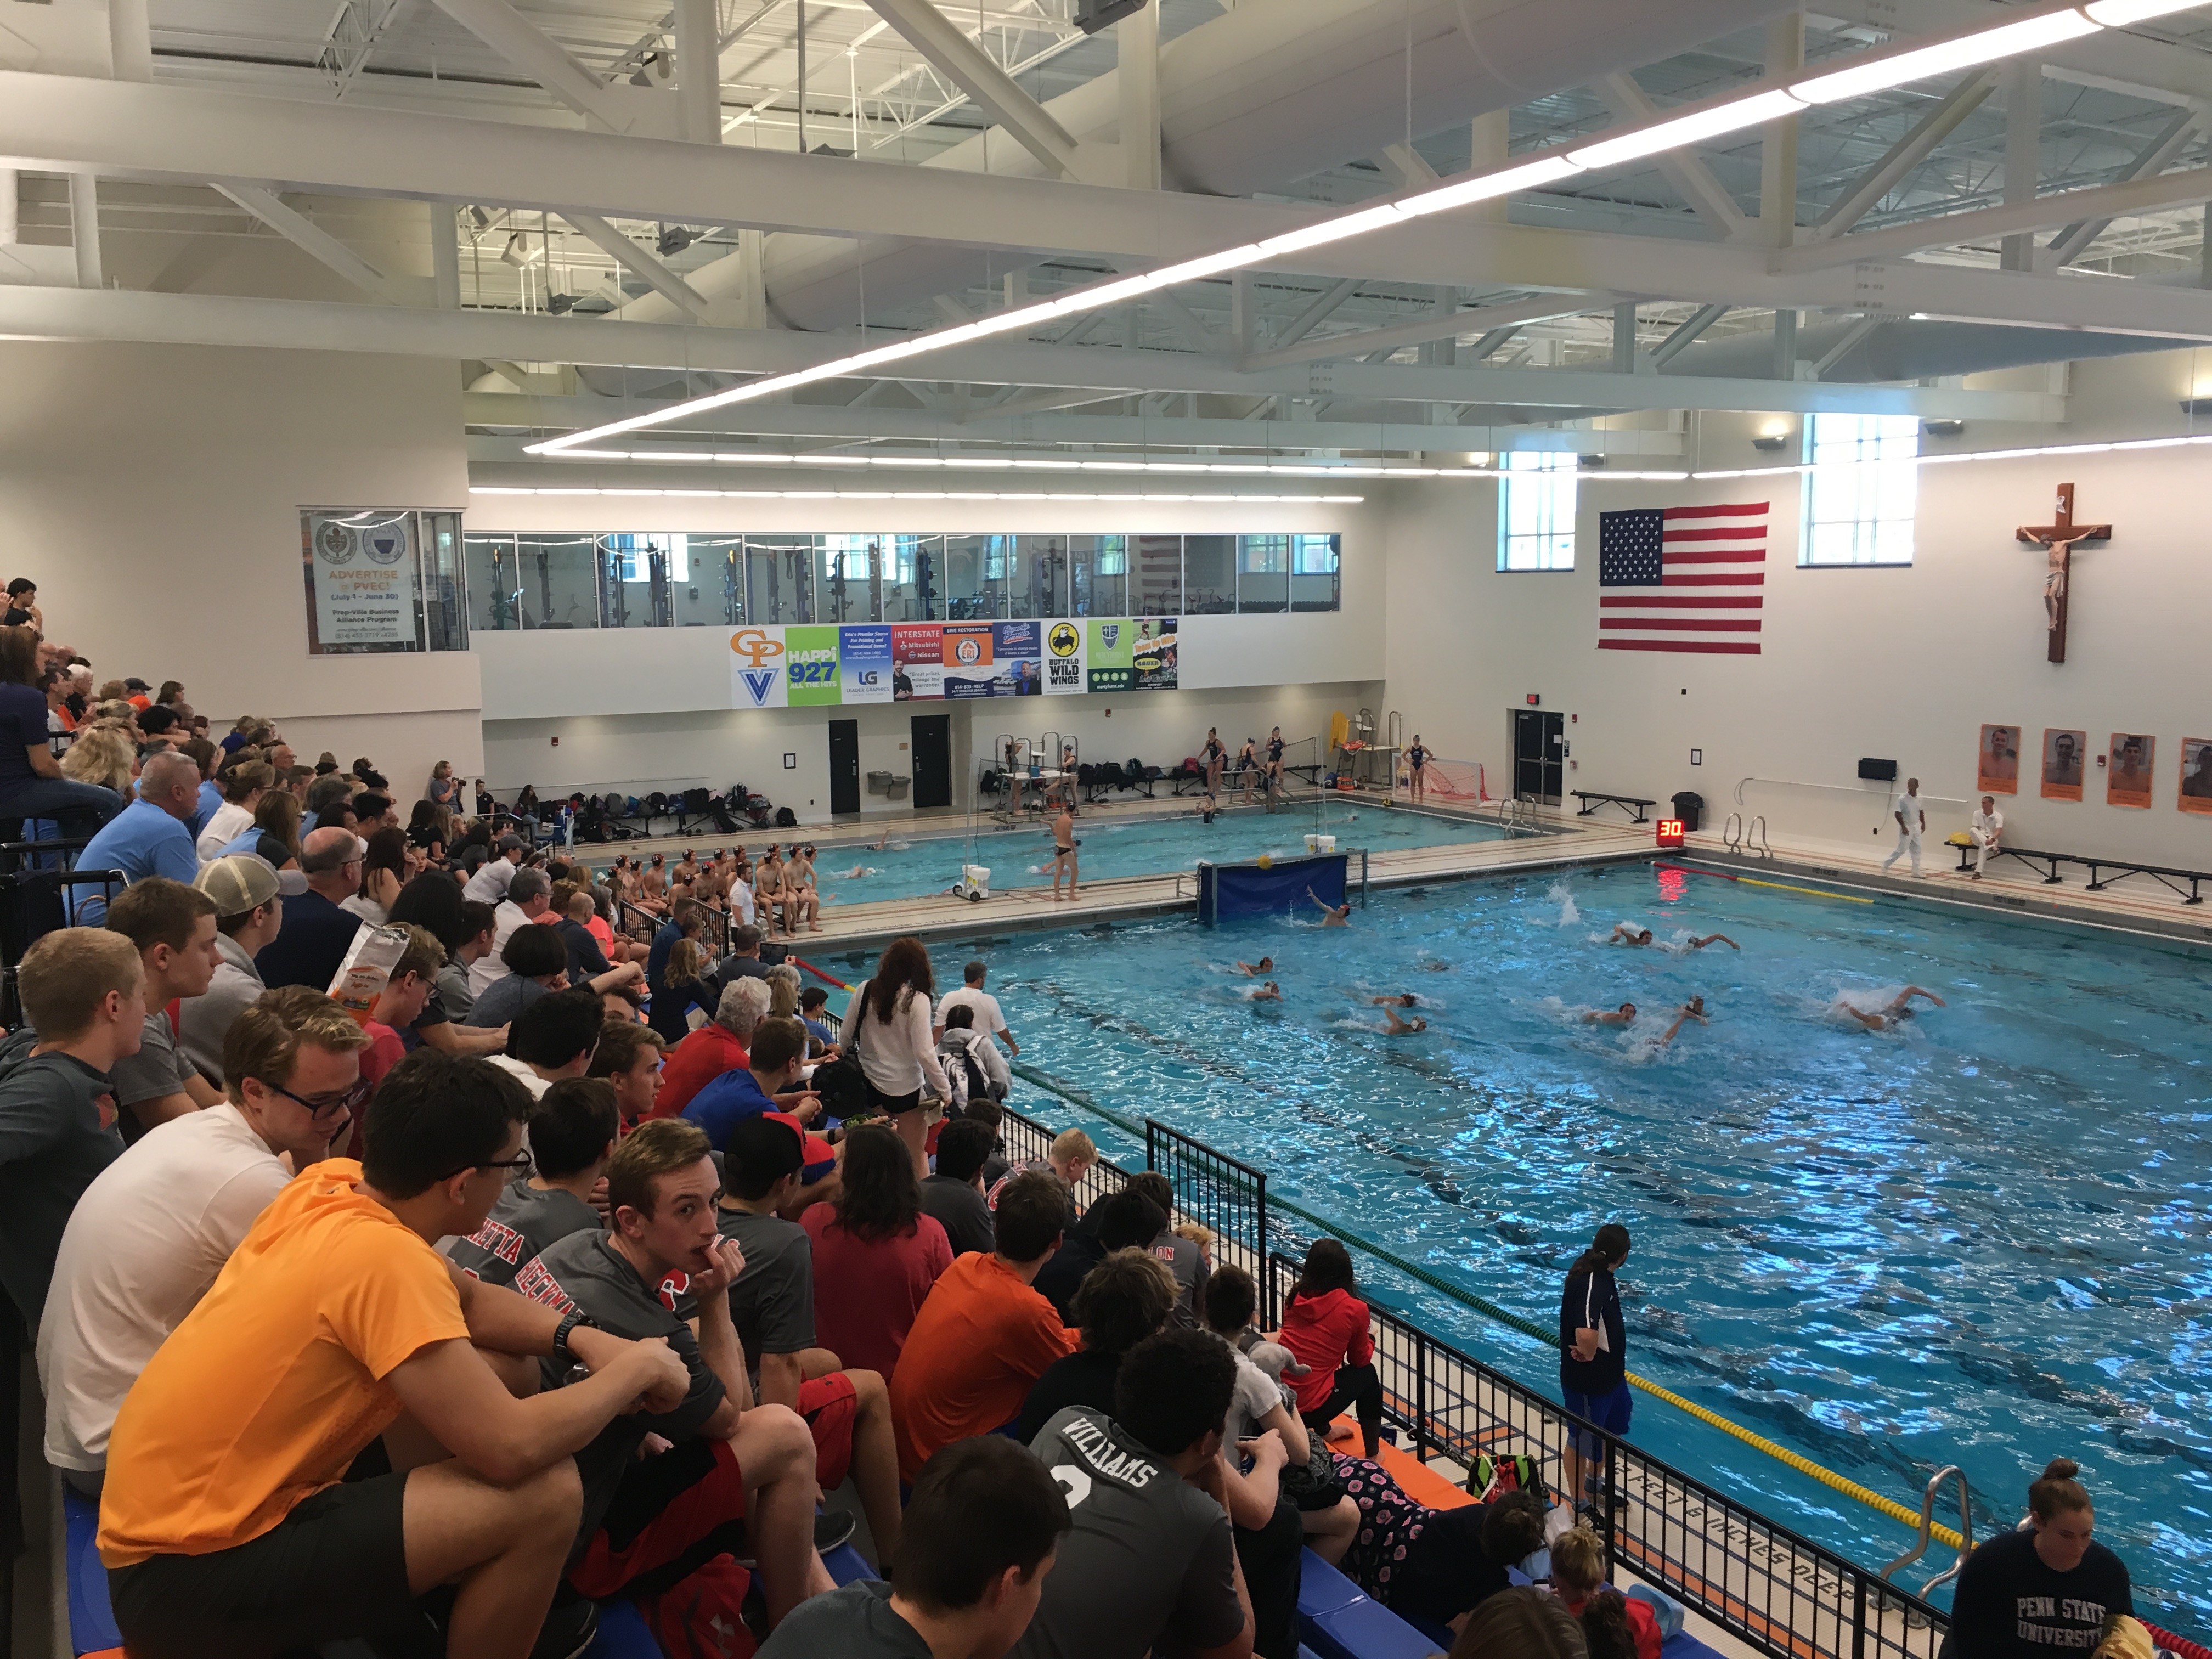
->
[98,1159,470,1567]
[888,1253,1077,1482]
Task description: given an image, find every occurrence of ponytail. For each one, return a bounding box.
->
[1578,1589,1639,1659]
[2029,1458,2092,1523]
[1572,1221,1633,1277]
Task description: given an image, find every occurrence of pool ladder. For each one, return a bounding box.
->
[1720,812,1773,859]
[1879,1466,1974,1603]
[1491,795,1538,837]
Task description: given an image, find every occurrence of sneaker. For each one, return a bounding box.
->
[528,1598,599,1659]
[815,1509,858,1555]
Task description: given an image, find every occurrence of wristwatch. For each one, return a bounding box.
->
[552,1311,597,1366]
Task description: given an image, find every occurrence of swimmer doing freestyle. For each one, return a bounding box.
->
[1656,996,1707,1048]
[1233,956,1274,976]
[1244,981,1283,1002]
[1367,993,1426,1033]
[1582,1002,1636,1026]
[1836,986,1945,1030]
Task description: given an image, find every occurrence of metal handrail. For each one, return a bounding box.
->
[1724,811,1745,851]
[1881,1466,1974,1598]
[1748,814,1773,859]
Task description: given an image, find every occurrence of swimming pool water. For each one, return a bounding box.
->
[847,867,2212,1622]
[809,801,1506,905]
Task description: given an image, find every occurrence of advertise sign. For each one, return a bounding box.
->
[891,624,945,701]
[941,624,998,698]
[1132,617,1179,691]
[839,626,893,704]
[729,626,788,708]
[1087,618,1133,692]
[1044,620,1085,695]
[994,622,1043,698]
[306,513,417,648]
[784,626,842,706]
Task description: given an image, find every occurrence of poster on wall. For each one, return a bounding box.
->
[1087,619,1133,692]
[891,624,944,700]
[941,624,997,698]
[1976,725,2020,796]
[994,622,1043,698]
[784,627,842,707]
[1043,621,1085,695]
[839,627,893,704]
[305,513,418,648]
[2040,729,2085,801]
[2180,739,2212,814]
[1132,617,1179,691]
[729,625,788,709]
[2108,733,2154,809]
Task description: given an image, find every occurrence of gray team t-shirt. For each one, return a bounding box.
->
[513,1231,725,1540]
[109,1013,198,1141]
[715,1205,815,1382]
[919,1173,996,1256]
[1011,1407,1243,1659]
[757,1581,930,1659]
[442,1178,601,1288]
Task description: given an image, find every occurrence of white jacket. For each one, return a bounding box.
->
[849,980,951,1101]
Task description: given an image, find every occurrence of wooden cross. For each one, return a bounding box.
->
[2015,482,2112,664]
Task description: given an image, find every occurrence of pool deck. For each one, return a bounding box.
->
[1673,823,2212,948]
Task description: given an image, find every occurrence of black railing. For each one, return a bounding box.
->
[985,1080,1948,1659]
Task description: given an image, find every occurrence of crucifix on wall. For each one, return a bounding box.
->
[2014,482,2111,664]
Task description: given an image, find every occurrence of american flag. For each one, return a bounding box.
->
[1597,501,1767,656]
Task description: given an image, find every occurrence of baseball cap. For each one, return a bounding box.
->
[196,853,308,912]
[497,833,526,853]
[763,1110,838,1185]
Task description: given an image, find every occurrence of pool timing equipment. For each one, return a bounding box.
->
[1655,818,1686,850]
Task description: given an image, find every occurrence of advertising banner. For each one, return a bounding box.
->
[891,624,944,701]
[994,622,1043,697]
[729,626,788,709]
[839,626,893,704]
[784,626,842,707]
[1086,618,1133,692]
[1132,617,1180,691]
[307,514,416,647]
[1044,620,1085,695]
[941,624,998,698]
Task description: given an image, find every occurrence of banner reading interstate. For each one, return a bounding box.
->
[734,620,1179,708]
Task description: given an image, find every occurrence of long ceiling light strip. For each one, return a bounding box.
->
[1693,431,2212,478]
[531,448,1692,479]
[528,0,2211,459]
[471,486,1369,503]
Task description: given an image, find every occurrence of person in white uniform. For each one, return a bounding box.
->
[1968,794,2005,880]
[1881,778,1925,878]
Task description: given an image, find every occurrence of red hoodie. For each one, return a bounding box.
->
[1278,1285,1374,1413]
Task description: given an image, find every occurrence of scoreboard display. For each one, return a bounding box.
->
[1655,818,1686,850]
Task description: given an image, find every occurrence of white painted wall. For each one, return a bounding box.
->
[1384,348,2212,868]
[0,341,483,797]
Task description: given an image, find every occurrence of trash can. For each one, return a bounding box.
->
[1671,791,1703,832]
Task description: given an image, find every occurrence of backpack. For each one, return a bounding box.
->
[774,807,798,828]
[637,1553,758,1659]
[1465,1452,1547,1506]
[944,1033,992,1108]
[811,980,872,1118]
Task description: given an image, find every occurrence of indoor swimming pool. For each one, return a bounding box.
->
[804,800,1508,904]
[838,865,2212,1620]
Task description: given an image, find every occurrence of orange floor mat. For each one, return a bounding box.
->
[1327,1417,1475,1509]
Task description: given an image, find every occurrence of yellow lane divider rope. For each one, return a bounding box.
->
[1624,1370,1964,1551]
[1657,862,1875,905]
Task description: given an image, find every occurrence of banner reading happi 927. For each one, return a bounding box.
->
[784,627,842,706]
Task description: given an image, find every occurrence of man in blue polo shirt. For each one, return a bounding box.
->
[69,753,201,926]
[681,1015,821,1147]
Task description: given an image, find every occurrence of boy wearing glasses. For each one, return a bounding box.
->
[40,987,373,1496]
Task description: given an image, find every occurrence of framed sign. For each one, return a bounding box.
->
[301,509,467,655]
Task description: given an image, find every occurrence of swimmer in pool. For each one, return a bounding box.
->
[1684,933,1740,951]
[1244,981,1283,1003]
[1307,888,1351,926]
[1370,994,1418,1008]
[1650,997,1708,1049]
[1835,985,1945,1030]
[1582,1002,1637,1026]
[1197,792,1217,824]
[1609,924,1654,947]
[1381,1006,1426,1034]
[1233,957,1274,977]
[1420,960,1451,973]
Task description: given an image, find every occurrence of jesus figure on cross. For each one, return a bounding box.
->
[2015,482,2111,665]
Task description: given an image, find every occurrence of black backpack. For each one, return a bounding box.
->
[812,979,873,1118]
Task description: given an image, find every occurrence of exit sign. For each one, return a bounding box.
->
[1655,818,1685,850]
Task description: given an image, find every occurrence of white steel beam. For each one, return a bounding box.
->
[674,0,722,144]
[69,175,101,290]
[1593,72,1749,241]
[427,0,639,132]
[566,213,712,318]
[1242,294,1616,371]
[1779,166,2212,274]
[1808,72,1994,242]
[213,182,411,303]
[1116,1,1159,193]
[1647,302,1728,366]
[1269,279,1361,352]
[859,0,1080,180]
[2042,107,2200,270]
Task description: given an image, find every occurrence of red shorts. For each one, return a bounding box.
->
[799,1372,857,1492]
[569,1437,748,1601]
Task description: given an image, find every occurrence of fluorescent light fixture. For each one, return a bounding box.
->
[1396,154,1587,216]
[470,486,1367,503]
[1568,88,1805,170]
[1791,10,2100,104]
[2085,0,2208,20]
[1143,245,1269,286]
[1255,205,1415,258]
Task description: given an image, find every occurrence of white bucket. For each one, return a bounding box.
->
[963,864,991,890]
[1306,834,1336,854]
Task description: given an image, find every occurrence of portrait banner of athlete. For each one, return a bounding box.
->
[1396,757,1488,806]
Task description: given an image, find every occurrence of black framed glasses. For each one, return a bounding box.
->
[439,1152,534,1182]
[255,1077,373,1119]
